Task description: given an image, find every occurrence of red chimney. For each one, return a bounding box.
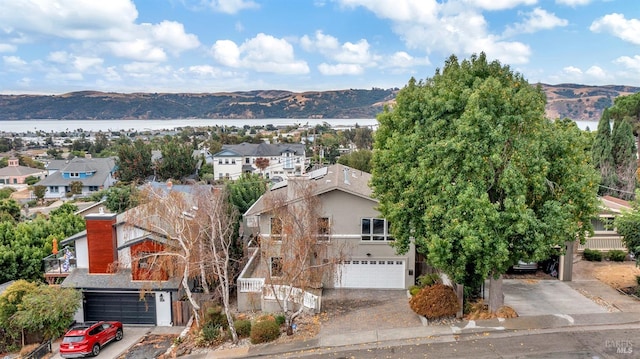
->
[85,212,118,274]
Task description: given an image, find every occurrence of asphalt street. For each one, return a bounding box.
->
[257,325,640,359]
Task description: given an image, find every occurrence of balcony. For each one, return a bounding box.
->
[43,247,77,285]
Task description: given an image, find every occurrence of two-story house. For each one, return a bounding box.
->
[212,142,306,181]
[59,208,181,326]
[236,164,415,312]
[37,155,117,199]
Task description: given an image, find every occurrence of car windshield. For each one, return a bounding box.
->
[63,336,85,343]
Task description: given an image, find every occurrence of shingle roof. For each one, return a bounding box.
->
[0,165,46,177]
[218,142,305,157]
[37,157,116,187]
[61,268,180,291]
[244,163,374,216]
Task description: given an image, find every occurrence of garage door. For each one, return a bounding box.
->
[84,292,156,325]
[334,259,405,289]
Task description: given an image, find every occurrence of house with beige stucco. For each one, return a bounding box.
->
[236,164,415,312]
[0,157,47,188]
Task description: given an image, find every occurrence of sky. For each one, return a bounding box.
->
[0,0,639,94]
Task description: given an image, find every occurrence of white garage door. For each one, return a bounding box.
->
[334,259,405,289]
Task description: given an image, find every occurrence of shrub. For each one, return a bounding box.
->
[234,319,251,338]
[201,323,222,343]
[583,248,602,262]
[204,305,229,330]
[409,285,421,296]
[417,273,441,288]
[250,319,280,344]
[275,314,286,327]
[608,250,626,262]
[409,283,460,319]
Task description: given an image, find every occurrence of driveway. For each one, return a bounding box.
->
[50,326,152,359]
[319,289,422,335]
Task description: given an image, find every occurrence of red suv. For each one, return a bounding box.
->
[59,321,123,358]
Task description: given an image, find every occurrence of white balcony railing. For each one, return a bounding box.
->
[238,278,265,293]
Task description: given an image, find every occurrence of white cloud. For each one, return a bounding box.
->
[555,0,591,6]
[562,66,583,76]
[302,31,373,64]
[318,63,364,75]
[503,8,568,37]
[3,55,28,69]
[615,55,640,71]
[146,21,200,54]
[386,51,431,68]
[590,13,640,45]
[464,0,537,11]
[47,51,103,72]
[585,65,606,80]
[338,0,532,65]
[206,0,259,14]
[0,0,138,41]
[0,44,17,52]
[105,40,168,62]
[0,1,199,62]
[211,34,309,74]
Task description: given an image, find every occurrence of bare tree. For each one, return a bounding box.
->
[123,185,207,326]
[260,179,346,335]
[195,186,241,343]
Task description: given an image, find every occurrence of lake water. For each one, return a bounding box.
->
[0,118,380,133]
[0,118,596,133]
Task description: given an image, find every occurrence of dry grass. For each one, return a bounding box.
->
[465,300,518,320]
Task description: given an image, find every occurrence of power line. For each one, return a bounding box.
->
[598,184,636,195]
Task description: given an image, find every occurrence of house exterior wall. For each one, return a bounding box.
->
[251,189,415,289]
[86,214,117,274]
[75,237,89,269]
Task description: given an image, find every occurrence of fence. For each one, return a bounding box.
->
[263,285,320,311]
[23,340,51,359]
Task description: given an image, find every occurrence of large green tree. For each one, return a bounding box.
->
[610,117,637,200]
[371,54,600,311]
[116,139,154,183]
[156,139,197,181]
[592,110,616,196]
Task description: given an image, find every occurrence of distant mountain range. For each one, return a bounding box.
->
[0,84,638,122]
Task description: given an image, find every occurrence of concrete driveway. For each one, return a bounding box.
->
[50,326,152,359]
[319,289,422,335]
[500,279,608,316]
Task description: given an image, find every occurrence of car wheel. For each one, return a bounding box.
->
[92,344,100,356]
[115,329,123,341]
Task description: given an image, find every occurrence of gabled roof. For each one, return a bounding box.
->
[600,195,632,214]
[37,157,116,187]
[244,163,373,216]
[215,142,306,157]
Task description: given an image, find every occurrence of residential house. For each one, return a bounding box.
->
[578,195,631,253]
[58,207,182,326]
[237,164,415,312]
[0,157,47,187]
[37,155,117,199]
[212,142,306,181]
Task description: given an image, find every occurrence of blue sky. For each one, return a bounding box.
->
[0,0,638,94]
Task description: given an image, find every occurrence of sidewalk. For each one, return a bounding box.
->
[182,273,640,359]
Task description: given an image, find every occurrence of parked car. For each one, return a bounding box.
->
[512,260,538,272]
[59,321,123,358]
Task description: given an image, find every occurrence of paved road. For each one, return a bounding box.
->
[262,326,640,359]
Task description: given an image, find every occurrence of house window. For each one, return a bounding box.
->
[218,173,223,180]
[50,186,59,193]
[218,159,223,164]
[245,158,250,164]
[224,159,229,164]
[592,217,615,231]
[361,218,394,241]
[270,257,283,277]
[231,159,236,164]
[270,218,282,239]
[89,186,99,191]
[69,172,79,178]
[317,217,330,241]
